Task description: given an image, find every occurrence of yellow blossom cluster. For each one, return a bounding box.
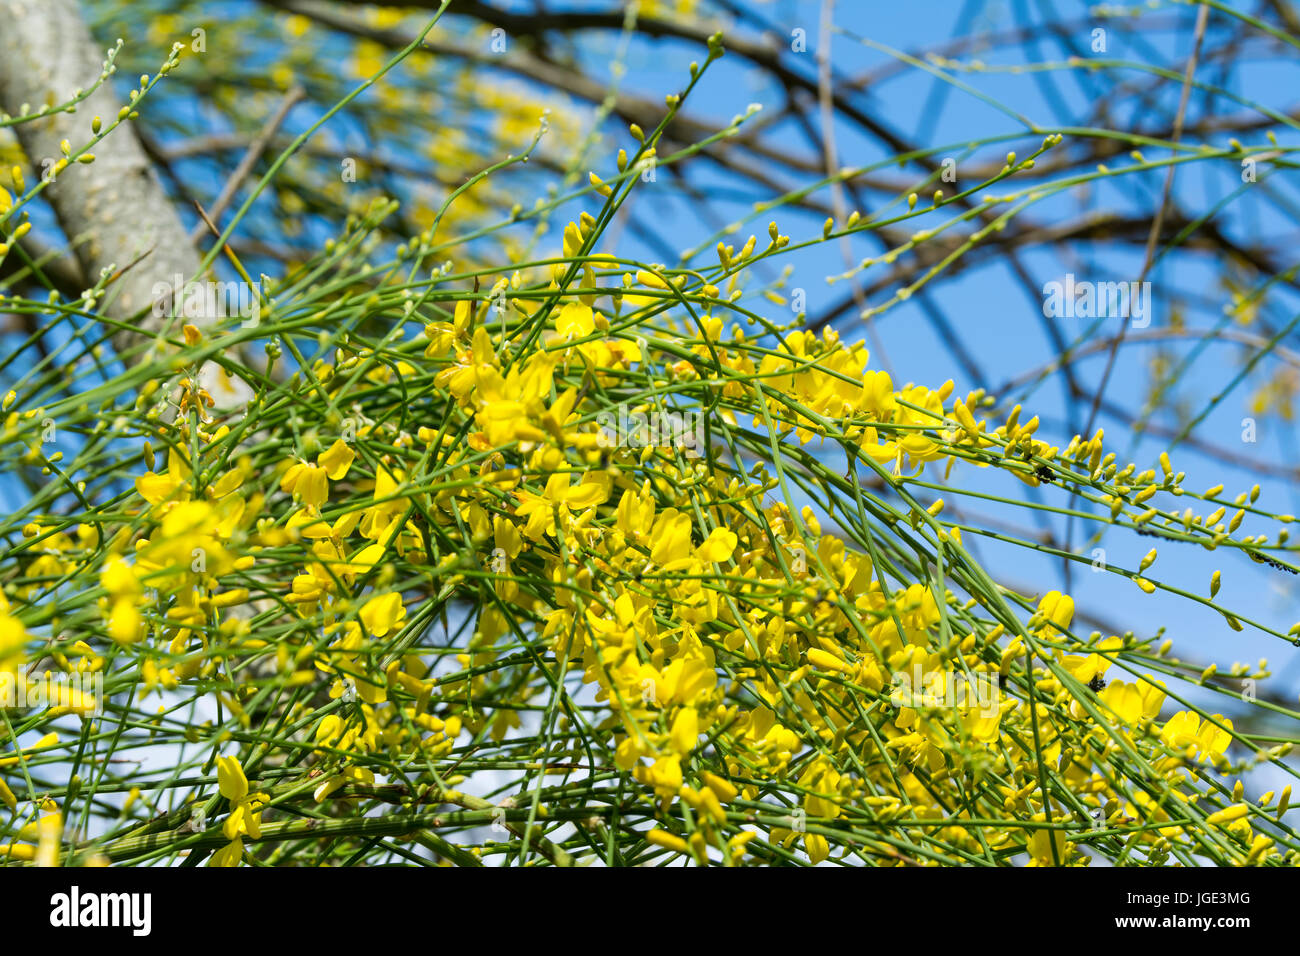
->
[1,235,1277,868]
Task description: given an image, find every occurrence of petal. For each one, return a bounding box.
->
[695,527,737,564]
[318,439,356,480]
[216,755,249,802]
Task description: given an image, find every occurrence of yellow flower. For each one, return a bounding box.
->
[959,704,1002,743]
[1035,590,1075,635]
[217,754,249,802]
[209,838,243,867]
[318,439,355,480]
[360,591,406,637]
[695,527,737,564]
[1027,823,1069,866]
[646,828,689,854]
[1100,680,1143,725]
[514,472,610,540]
[35,809,61,868]
[555,301,595,339]
[213,755,268,864]
[634,754,682,800]
[280,461,329,507]
[1195,714,1233,762]
[668,707,699,755]
[1205,804,1250,826]
[805,833,830,864]
[1062,634,1123,684]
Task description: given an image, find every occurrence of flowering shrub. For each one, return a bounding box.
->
[0,6,1297,868]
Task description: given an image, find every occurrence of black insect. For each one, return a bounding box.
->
[1246,550,1300,575]
[1088,675,1107,693]
[1034,465,1055,482]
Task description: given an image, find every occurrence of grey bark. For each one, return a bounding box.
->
[0,0,201,360]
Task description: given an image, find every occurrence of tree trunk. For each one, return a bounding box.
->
[0,0,200,362]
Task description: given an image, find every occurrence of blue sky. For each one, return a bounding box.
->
[4,0,1294,823]
[553,0,1300,768]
